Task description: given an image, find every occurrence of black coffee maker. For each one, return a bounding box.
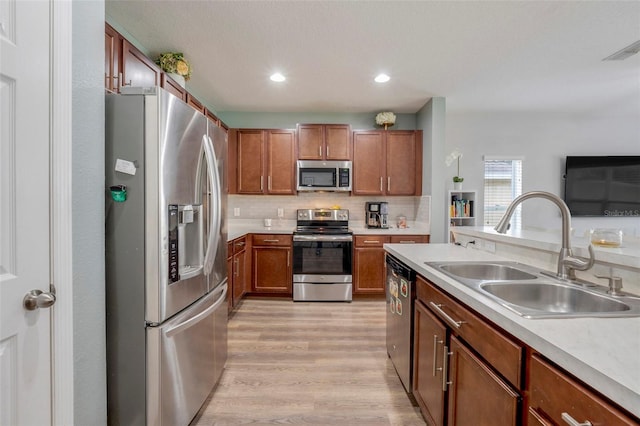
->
[365,202,389,229]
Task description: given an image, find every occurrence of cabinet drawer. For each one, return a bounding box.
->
[232,236,247,254]
[227,241,233,260]
[354,235,389,247]
[389,235,429,244]
[252,234,292,246]
[529,354,638,426]
[416,276,524,389]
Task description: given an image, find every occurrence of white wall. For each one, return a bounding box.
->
[73,1,107,423]
[446,111,640,238]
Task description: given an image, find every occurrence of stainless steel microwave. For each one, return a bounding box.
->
[296,160,352,192]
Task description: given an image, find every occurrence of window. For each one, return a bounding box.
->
[483,158,523,228]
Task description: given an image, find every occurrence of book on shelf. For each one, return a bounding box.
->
[450,197,474,218]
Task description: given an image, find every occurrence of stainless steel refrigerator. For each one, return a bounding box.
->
[105,87,227,426]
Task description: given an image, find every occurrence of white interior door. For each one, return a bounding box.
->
[0,1,53,425]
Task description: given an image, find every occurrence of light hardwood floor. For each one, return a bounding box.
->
[193,298,426,425]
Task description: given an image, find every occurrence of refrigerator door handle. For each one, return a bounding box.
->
[165,282,227,338]
[202,135,222,276]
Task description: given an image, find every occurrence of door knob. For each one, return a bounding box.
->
[23,288,56,311]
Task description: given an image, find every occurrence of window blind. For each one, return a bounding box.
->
[483,159,522,227]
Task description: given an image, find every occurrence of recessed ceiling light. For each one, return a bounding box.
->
[374,73,390,83]
[270,73,286,82]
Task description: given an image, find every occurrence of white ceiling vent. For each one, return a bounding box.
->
[603,40,640,61]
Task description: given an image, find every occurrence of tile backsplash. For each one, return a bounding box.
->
[228,194,431,223]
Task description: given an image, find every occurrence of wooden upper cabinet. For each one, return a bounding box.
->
[266,130,296,194]
[186,93,205,113]
[121,39,160,89]
[236,130,265,194]
[160,73,186,101]
[205,109,219,126]
[352,131,385,195]
[297,124,351,160]
[105,23,121,93]
[386,130,422,195]
[353,130,422,196]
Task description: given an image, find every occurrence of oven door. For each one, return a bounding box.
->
[292,234,352,278]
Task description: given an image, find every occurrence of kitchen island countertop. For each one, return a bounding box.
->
[385,242,640,419]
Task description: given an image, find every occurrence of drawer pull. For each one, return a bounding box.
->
[561,413,592,426]
[429,302,465,329]
[263,239,280,243]
[398,240,416,244]
[363,240,380,244]
[235,242,245,247]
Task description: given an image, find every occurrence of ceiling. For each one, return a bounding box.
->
[106,1,640,116]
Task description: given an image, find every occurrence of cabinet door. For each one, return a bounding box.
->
[297,124,323,160]
[226,253,233,312]
[386,131,419,195]
[105,24,121,92]
[121,39,160,89]
[389,235,430,244]
[252,247,292,293]
[325,124,351,160]
[161,73,186,101]
[186,93,205,113]
[447,335,520,426]
[237,130,265,194]
[352,131,385,195]
[232,249,246,306]
[528,354,638,426]
[266,130,295,194]
[413,300,447,426]
[353,246,386,294]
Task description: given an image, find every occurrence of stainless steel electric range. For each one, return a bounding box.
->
[292,209,353,302]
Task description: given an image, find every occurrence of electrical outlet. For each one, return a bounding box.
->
[277,208,284,218]
[233,207,240,217]
[484,240,496,253]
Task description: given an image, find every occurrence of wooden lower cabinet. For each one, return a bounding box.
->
[528,354,639,426]
[252,234,292,294]
[353,235,388,295]
[227,236,249,311]
[447,335,520,425]
[413,300,447,426]
[414,275,523,425]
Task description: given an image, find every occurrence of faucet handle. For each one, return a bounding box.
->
[595,274,623,296]
[561,244,596,271]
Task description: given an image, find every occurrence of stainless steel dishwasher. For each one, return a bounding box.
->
[386,254,416,394]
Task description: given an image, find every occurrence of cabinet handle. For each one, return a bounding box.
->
[363,240,380,244]
[429,302,465,329]
[268,175,272,191]
[319,146,322,157]
[263,239,280,243]
[432,334,443,377]
[398,240,416,244]
[387,176,391,191]
[561,413,593,426]
[235,241,245,247]
[234,258,239,276]
[326,146,329,157]
[260,176,263,191]
[119,72,131,89]
[442,345,453,391]
[287,251,290,267]
[380,177,383,191]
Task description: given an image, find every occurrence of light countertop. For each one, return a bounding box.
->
[227,219,430,241]
[384,243,640,418]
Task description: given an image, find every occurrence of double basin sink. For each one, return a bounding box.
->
[426,261,640,318]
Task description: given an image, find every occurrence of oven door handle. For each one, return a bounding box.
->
[293,235,353,242]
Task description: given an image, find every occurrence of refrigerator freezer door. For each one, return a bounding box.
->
[146,282,228,426]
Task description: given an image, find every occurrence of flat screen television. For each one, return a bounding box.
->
[564,156,640,217]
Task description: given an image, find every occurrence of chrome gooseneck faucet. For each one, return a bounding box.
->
[494,191,595,280]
